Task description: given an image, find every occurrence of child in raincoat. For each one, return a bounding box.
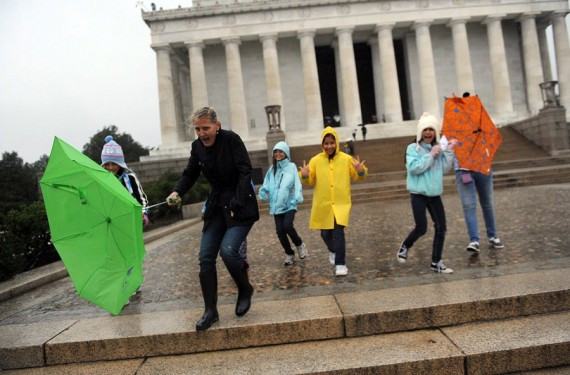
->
[101,135,149,226]
[259,141,307,266]
[397,113,457,273]
[299,127,367,276]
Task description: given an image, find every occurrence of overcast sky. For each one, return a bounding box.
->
[0,1,567,164]
[0,0,192,164]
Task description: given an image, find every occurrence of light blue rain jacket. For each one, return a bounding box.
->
[406,141,454,197]
[258,141,304,215]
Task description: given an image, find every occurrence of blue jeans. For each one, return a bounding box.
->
[320,222,346,265]
[199,208,253,274]
[403,194,447,264]
[274,210,302,255]
[455,170,497,242]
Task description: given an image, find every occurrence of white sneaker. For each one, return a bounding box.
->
[430,261,454,274]
[329,252,335,265]
[335,265,348,276]
[297,243,308,259]
[283,254,295,265]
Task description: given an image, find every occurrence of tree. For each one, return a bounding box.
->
[82,125,149,164]
[0,152,39,212]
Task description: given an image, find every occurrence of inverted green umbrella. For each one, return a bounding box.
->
[40,137,145,315]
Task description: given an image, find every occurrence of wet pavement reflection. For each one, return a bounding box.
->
[1,184,569,325]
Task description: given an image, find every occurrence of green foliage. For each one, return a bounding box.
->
[0,202,58,282]
[0,152,39,213]
[82,125,149,164]
[144,170,211,224]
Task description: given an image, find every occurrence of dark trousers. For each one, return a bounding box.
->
[274,210,303,255]
[403,194,447,264]
[320,221,346,265]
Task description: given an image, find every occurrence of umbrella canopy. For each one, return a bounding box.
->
[40,137,145,315]
[442,95,503,175]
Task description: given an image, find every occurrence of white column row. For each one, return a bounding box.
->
[153,11,569,146]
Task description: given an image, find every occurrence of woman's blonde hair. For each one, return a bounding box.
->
[190,106,218,125]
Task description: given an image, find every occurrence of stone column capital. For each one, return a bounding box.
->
[375,23,395,32]
[516,12,541,23]
[447,17,470,27]
[259,33,278,43]
[151,43,172,52]
[335,26,355,36]
[482,14,506,25]
[222,36,241,46]
[550,10,570,21]
[297,29,316,39]
[412,20,434,30]
[185,40,205,48]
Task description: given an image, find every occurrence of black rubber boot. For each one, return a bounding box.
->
[195,271,219,331]
[227,266,254,316]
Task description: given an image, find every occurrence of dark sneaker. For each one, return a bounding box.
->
[397,242,409,263]
[466,241,480,253]
[430,261,454,274]
[488,237,504,249]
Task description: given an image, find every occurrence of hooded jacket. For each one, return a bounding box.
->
[300,126,368,229]
[258,141,303,215]
[405,141,454,197]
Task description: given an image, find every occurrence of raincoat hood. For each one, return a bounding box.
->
[321,126,340,157]
[273,141,291,160]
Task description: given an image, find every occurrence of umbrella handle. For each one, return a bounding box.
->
[49,184,87,205]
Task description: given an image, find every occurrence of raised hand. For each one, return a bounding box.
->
[298,160,310,178]
[430,145,442,157]
[352,155,366,173]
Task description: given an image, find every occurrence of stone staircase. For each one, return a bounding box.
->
[259,126,570,214]
[3,268,569,373]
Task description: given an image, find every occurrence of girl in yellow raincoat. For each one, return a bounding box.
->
[299,126,367,276]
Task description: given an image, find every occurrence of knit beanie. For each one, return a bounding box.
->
[416,112,441,149]
[101,135,128,169]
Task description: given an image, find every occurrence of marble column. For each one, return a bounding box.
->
[551,11,570,114]
[260,33,286,131]
[153,45,178,147]
[518,12,545,114]
[368,36,384,122]
[222,37,249,138]
[448,17,475,96]
[483,15,513,114]
[537,19,553,82]
[177,61,194,141]
[186,41,209,111]
[413,20,440,118]
[376,23,403,122]
[336,26,362,128]
[297,30,324,132]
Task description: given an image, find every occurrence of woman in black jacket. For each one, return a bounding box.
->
[166,106,259,331]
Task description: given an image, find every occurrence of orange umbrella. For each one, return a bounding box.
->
[442,95,502,175]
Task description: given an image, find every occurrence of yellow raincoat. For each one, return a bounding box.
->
[300,127,368,230]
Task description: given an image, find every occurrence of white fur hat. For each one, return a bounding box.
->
[416,112,441,148]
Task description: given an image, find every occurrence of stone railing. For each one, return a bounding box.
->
[509,106,569,156]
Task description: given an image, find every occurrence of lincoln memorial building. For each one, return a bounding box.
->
[141,0,569,160]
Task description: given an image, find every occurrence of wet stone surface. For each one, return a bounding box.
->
[1,184,569,325]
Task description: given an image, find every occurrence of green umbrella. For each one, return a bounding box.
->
[40,137,145,315]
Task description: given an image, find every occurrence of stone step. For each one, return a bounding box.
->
[2,268,569,370]
[258,164,570,213]
[137,311,570,374]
